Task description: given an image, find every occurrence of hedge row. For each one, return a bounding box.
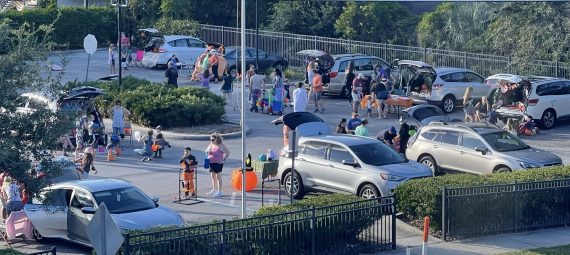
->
[67,77,226,128]
[1,7,116,49]
[394,166,570,234]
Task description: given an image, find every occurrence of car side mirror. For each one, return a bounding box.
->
[81,207,96,214]
[342,160,359,168]
[152,197,160,204]
[475,147,488,155]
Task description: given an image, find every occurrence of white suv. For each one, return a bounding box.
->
[488,74,570,129]
[324,54,391,97]
[395,61,490,113]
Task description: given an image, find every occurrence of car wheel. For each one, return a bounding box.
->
[32,227,46,243]
[284,171,305,199]
[495,166,511,173]
[359,184,381,199]
[420,155,439,175]
[540,109,556,129]
[441,96,455,113]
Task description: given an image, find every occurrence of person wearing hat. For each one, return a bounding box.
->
[352,73,365,113]
[354,119,369,137]
[179,147,198,198]
[346,111,362,134]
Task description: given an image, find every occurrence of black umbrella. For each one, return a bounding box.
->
[271,112,324,130]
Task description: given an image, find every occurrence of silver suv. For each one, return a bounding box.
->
[325,54,391,97]
[278,135,432,199]
[406,122,563,175]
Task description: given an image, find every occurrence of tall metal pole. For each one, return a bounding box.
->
[255,0,259,70]
[240,0,247,219]
[117,4,122,91]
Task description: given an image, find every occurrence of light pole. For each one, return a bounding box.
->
[240,0,247,219]
[255,0,259,70]
[111,0,127,91]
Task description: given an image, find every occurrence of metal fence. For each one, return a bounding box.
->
[442,179,570,241]
[199,24,570,78]
[27,247,56,255]
[122,198,396,255]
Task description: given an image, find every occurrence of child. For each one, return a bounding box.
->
[179,147,198,198]
[76,147,97,179]
[519,115,539,136]
[153,125,170,158]
[503,118,519,136]
[488,104,498,125]
[366,95,373,117]
[135,130,154,161]
[106,134,120,151]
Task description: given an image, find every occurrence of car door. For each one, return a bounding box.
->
[440,72,469,101]
[465,72,489,99]
[458,132,493,174]
[24,189,69,239]
[320,144,360,192]
[248,49,271,70]
[296,141,329,187]
[431,130,462,171]
[546,82,569,117]
[67,188,95,242]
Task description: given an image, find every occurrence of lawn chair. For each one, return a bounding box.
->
[123,122,133,146]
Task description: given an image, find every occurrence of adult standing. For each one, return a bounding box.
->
[209,50,220,83]
[312,69,324,113]
[306,59,316,103]
[273,68,285,109]
[342,62,355,106]
[354,119,369,137]
[206,133,230,198]
[372,80,389,119]
[249,68,264,112]
[2,176,22,217]
[107,100,131,147]
[398,122,411,154]
[292,82,308,112]
[463,86,476,122]
[165,62,179,87]
[352,73,365,113]
[119,32,130,55]
[108,44,117,75]
[221,70,235,109]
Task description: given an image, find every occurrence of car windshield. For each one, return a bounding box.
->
[92,186,155,214]
[413,107,445,122]
[350,142,407,166]
[482,131,531,152]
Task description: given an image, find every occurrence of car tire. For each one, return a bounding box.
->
[441,95,455,114]
[284,171,305,199]
[358,184,381,199]
[540,109,556,129]
[419,155,439,175]
[32,227,46,243]
[495,166,511,173]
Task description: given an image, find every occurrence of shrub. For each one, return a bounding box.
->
[395,166,570,234]
[1,7,116,49]
[66,77,225,128]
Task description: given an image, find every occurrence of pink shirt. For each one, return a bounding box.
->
[208,145,224,163]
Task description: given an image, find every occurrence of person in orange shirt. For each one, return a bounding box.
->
[312,69,325,113]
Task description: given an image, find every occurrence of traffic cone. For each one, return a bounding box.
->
[107,149,116,161]
[115,147,122,156]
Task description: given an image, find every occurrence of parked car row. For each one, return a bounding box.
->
[275,112,563,200]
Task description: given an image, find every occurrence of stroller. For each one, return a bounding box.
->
[258,88,283,116]
[518,114,539,136]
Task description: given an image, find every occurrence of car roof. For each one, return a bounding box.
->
[332,53,367,60]
[20,93,52,102]
[300,134,378,146]
[163,35,203,42]
[425,122,502,134]
[397,60,431,68]
[225,46,255,51]
[434,67,473,75]
[52,178,132,193]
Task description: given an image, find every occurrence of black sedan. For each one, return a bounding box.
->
[224,47,288,74]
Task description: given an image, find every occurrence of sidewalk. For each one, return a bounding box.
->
[382,220,570,255]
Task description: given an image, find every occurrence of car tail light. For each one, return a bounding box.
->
[433,84,444,90]
[159,48,167,53]
[528,98,539,106]
[329,72,338,78]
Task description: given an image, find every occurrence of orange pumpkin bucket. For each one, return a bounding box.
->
[231,168,258,192]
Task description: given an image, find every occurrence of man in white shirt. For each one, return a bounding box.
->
[249,69,265,112]
[292,82,308,112]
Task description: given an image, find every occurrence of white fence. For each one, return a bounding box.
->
[199,24,570,78]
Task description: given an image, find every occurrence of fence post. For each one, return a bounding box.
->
[392,197,397,250]
[221,26,224,45]
[314,35,317,49]
[508,56,512,73]
[464,51,468,68]
[383,43,387,61]
[513,181,518,233]
[423,48,427,62]
[221,220,226,255]
[556,61,560,77]
[123,233,130,255]
[281,32,285,59]
[441,187,447,242]
[311,206,316,255]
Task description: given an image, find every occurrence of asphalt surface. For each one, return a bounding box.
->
[6,50,570,254]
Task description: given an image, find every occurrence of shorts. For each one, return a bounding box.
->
[111,59,115,66]
[351,92,362,102]
[209,163,223,173]
[313,91,322,101]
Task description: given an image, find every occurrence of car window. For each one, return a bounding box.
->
[434,130,460,145]
[188,38,205,48]
[354,58,373,71]
[70,189,94,209]
[461,133,486,150]
[338,61,350,73]
[173,39,189,47]
[350,142,407,166]
[464,72,484,83]
[32,189,66,206]
[482,131,530,152]
[247,49,266,57]
[421,129,439,140]
[440,72,465,83]
[413,107,444,122]
[93,186,156,214]
[536,82,565,96]
[371,59,389,69]
[328,145,354,164]
[563,82,570,95]
[28,98,48,109]
[13,96,28,108]
[300,142,328,158]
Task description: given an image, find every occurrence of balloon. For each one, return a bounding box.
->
[134,131,142,142]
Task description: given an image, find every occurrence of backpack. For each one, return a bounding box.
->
[375,83,388,100]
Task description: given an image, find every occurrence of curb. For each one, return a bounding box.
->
[395,218,442,243]
[160,124,251,140]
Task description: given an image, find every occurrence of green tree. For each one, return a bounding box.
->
[266,1,344,37]
[335,2,418,45]
[0,19,72,197]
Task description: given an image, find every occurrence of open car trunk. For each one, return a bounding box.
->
[485,74,532,120]
[395,60,436,103]
[296,50,334,84]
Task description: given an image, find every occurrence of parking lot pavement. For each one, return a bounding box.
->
[14,51,568,253]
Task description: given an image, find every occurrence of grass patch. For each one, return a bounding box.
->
[500,244,570,255]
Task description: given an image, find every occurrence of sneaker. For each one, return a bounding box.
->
[206,189,216,195]
[212,191,223,197]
